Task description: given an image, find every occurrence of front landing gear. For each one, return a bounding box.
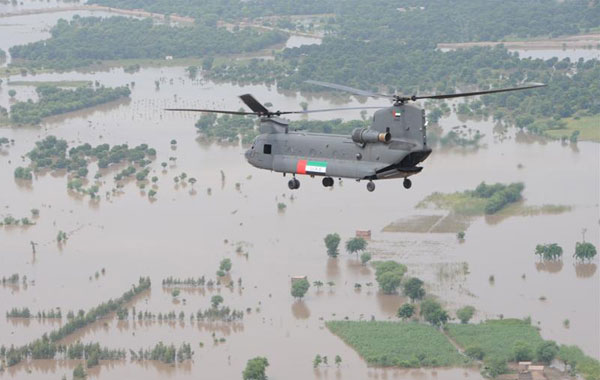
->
[322,177,334,187]
[366,181,376,192]
[403,178,412,189]
[288,178,300,190]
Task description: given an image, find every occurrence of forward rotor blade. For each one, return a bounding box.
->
[239,94,270,114]
[413,83,546,101]
[279,106,387,115]
[165,108,257,115]
[305,80,391,98]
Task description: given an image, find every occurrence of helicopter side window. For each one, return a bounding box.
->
[263,144,272,154]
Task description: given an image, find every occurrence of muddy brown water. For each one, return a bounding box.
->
[1,7,599,380]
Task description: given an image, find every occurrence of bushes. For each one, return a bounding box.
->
[456,306,475,324]
[420,298,449,327]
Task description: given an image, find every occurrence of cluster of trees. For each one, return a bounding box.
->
[216,258,232,277]
[1,215,34,226]
[574,241,597,261]
[374,261,407,294]
[18,136,156,185]
[64,342,126,366]
[313,354,343,368]
[1,274,22,285]
[10,85,130,125]
[471,181,525,214]
[9,16,287,70]
[535,243,563,261]
[6,308,62,319]
[195,112,257,144]
[162,276,207,287]
[14,167,33,180]
[243,356,269,380]
[130,342,193,364]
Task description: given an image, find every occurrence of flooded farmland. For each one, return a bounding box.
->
[0,5,599,380]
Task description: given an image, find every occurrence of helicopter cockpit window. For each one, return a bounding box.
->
[263,144,272,154]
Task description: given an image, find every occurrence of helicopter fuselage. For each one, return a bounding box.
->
[244,103,432,189]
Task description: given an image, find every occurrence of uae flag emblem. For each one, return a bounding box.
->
[393,110,402,118]
[297,159,327,174]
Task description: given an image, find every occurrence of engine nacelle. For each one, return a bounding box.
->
[351,128,391,145]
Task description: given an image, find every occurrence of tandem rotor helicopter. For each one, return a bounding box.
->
[167,80,545,192]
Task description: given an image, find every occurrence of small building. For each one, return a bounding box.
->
[291,275,307,284]
[356,230,371,240]
[518,361,532,371]
[165,55,173,60]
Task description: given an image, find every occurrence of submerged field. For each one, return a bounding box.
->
[326,321,468,367]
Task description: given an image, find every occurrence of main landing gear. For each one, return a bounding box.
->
[366,181,376,192]
[288,177,300,190]
[403,178,412,189]
[322,177,334,187]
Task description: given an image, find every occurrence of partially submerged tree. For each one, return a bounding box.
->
[403,277,426,302]
[397,303,415,320]
[345,237,367,255]
[420,298,449,327]
[324,233,341,257]
[291,278,310,299]
[243,357,269,380]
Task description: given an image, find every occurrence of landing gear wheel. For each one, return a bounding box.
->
[322,177,334,187]
[366,181,375,192]
[403,178,412,189]
[288,178,300,190]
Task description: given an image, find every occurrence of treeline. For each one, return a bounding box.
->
[9,16,287,70]
[6,308,61,319]
[88,0,335,21]
[116,308,244,322]
[0,277,150,367]
[130,342,193,364]
[10,85,130,125]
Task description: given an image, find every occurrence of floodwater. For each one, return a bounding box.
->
[0,7,599,380]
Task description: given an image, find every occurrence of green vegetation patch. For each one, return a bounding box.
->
[559,345,600,380]
[446,319,544,361]
[10,85,130,125]
[417,182,524,215]
[544,116,600,143]
[8,80,92,88]
[326,321,467,367]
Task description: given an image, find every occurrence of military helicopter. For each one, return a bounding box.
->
[167,80,544,191]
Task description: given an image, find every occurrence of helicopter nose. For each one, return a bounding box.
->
[244,149,252,160]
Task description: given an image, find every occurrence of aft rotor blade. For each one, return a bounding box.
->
[279,106,387,115]
[305,80,391,98]
[413,83,546,101]
[239,94,270,114]
[164,108,257,115]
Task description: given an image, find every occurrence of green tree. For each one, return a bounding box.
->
[535,243,563,261]
[243,357,269,380]
[220,258,232,272]
[374,261,407,294]
[420,298,449,327]
[335,355,342,367]
[536,341,559,364]
[574,242,597,261]
[8,89,16,98]
[211,295,224,308]
[403,277,426,302]
[465,346,485,360]
[313,280,323,290]
[324,233,341,257]
[485,357,508,377]
[171,288,180,298]
[313,354,322,368]
[360,252,372,265]
[291,278,310,299]
[345,237,367,255]
[73,363,86,379]
[456,305,475,324]
[396,303,415,320]
[513,341,534,361]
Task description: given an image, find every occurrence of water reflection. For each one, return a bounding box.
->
[575,263,597,278]
[535,260,563,273]
[291,300,311,319]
